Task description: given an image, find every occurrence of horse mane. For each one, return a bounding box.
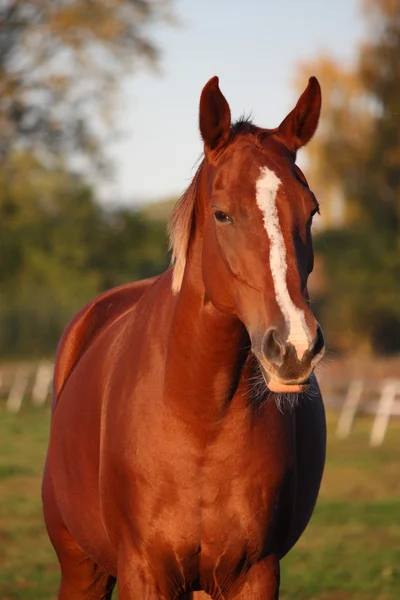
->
[168,160,203,293]
[168,116,255,293]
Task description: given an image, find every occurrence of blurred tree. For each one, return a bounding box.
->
[0,0,174,169]
[90,208,168,291]
[358,0,400,234]
[0,0,174,357]
[294,56,373,228]
[0,153,169,358]
[298,0,400,353]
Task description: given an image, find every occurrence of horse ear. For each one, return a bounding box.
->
[278,77,321,152]
[199,76,231,152]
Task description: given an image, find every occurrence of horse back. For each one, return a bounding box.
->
[53,277,157,406]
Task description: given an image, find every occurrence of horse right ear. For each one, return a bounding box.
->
[278,77,321,153]
[199,76,231,153]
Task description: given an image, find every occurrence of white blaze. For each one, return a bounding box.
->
[255,166,310,359]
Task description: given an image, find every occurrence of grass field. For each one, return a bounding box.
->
[0,405,399,600]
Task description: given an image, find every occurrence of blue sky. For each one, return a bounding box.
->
[102,0,365,206]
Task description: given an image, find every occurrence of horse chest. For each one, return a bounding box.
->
[199,419,292,554]
[121,406,293,595]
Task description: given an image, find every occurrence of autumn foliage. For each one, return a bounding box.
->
[299,0,400,353]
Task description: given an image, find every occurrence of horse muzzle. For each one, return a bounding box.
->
[253,323,325,394]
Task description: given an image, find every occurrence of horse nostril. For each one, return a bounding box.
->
[263,328,284,367]
[312,324,325,358]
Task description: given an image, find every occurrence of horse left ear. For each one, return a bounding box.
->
[199,76,231,153]
[278,77,321,152]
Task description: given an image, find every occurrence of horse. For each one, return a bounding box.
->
[42,76,326,600]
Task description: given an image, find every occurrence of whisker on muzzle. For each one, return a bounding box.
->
[242,360,320,413]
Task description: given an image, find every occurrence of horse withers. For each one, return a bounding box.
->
[43,76,326,600]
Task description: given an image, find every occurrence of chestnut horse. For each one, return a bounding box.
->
[43,76,326,600]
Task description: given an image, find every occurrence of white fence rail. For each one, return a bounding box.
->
[1,362,399,446]
[321,375,400,447]
[0,361,54,413]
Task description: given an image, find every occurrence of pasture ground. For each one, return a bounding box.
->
[0,405,399,600]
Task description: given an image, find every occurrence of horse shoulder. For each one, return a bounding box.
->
[52,277,157,407]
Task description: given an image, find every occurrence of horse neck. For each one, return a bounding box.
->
[164,171,249,423]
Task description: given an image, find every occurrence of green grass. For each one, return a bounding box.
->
[0,407,59,599]
[0,406,399,599]
[280,415,400,600]
[281,500,400,600]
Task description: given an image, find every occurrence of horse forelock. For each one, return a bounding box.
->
[168,118,261,294]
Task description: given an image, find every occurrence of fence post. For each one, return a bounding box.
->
[336,379,364,439]
[31,361,53,407]
[6,366,30,413]
[370,379,399,447]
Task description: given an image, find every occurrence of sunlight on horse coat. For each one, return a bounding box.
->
[43,76,326,600]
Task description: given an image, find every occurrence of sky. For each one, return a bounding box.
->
[102,0,366,207]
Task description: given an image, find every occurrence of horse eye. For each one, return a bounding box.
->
[214,210,231,223]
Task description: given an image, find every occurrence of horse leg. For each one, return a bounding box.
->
[117,572,159,600]
[43,466,116,599]
[116,549,161,600]
[57,548,116,600]
[231,554,280,600]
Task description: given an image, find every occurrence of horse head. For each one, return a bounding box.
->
[170,76,325,394]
